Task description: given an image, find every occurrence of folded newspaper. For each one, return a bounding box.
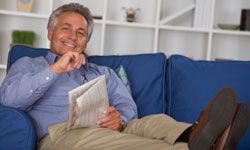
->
[68,75,109,130]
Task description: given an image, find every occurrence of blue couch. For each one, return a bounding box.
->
[0,45,249,149]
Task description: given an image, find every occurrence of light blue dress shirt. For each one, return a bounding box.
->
[0,51,138,139]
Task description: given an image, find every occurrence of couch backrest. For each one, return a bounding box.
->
[8,45,167,118]
[7,45,48,71]
[88,54,167,118]
[166,55,250,149]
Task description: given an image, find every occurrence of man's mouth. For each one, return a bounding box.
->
[63,41,76,48]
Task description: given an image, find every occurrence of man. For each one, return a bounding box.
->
[0,3,248,150]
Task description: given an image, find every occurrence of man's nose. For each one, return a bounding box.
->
[69,31,77,40]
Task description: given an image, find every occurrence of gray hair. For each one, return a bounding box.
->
[47,3,93,41]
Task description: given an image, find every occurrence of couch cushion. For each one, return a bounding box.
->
[88,53,167,118]
[167,55,250,149]
[0,106,36,150]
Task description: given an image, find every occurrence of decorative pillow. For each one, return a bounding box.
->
[115,65,132,95]
[68,75,109,130]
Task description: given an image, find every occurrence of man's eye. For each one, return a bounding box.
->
[78,31,87,37]
[62,27,69,30]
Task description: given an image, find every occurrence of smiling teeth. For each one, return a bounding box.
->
[64,42,75,48]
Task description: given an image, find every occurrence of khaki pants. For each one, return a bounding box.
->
[38,114,191,150]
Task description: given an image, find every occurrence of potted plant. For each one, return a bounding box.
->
[11,30,36,47]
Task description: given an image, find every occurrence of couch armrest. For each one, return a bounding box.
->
[0,106,36,150]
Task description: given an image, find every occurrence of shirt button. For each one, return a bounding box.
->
[46,77,50,81]
[30,90,33,93]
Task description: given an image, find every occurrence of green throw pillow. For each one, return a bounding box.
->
[115,65,132,95]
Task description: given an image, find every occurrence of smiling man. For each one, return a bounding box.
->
[0,3,137,140]
[0,3,248,150]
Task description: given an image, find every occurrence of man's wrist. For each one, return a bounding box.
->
[50,64,62,75]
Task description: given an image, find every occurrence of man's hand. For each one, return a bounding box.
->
[50,51,85,74]
[97,106,123,131]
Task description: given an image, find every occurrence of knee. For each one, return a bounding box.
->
[143,114,169,122]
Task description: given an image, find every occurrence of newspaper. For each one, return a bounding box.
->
[68,75,109,130]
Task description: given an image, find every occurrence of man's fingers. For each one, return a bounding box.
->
[52,51,84,73]
[103,107,116,114]
[66,52,83,69]
[98,118,121,130]
[97,106,121,131]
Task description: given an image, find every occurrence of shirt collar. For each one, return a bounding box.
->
[45,51,58,64]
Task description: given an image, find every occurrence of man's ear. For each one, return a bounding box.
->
[47,28,52,41]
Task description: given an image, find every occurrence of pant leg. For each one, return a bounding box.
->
[122,114,192,145]
[38,122,188,150]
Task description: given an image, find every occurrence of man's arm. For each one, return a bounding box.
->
[0,51,85,111]
[0,57,58,111]
[107,68,138,123]
[97,68,138,131]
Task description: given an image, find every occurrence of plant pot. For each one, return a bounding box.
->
[16,0,34,12]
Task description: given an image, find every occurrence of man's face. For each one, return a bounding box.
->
[48,12,88,56]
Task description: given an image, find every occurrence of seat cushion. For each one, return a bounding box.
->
[88,53,167,118]
[0,106,36,150]
[167,55,250,149]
